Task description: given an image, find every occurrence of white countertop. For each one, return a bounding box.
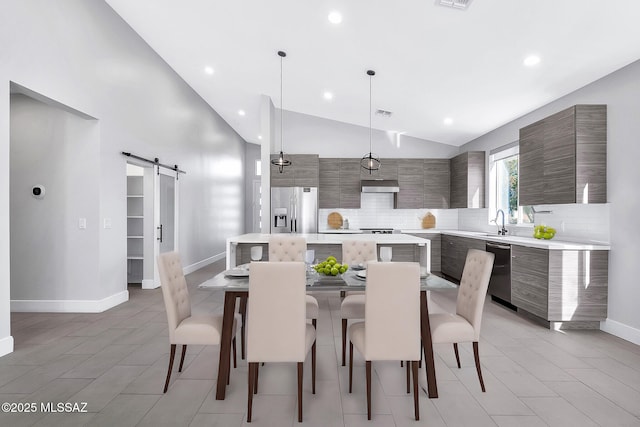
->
[318,229,364,234]
[228,233,430,245]
[401,229,610,250]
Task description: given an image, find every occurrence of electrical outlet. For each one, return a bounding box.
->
[79,218,87,229]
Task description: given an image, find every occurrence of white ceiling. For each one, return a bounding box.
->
[105,0,640,147]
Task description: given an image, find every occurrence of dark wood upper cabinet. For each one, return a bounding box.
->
[423,159,450,209]
[519,105,607,205]
[270,154,319,188]
[396,159,424,209]
[319,158,340,208]
[449,151,485,209]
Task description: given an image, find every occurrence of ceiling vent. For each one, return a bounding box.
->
[436,0,473,10]
[375,109,393,118]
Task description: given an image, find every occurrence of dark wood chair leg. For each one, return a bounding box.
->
[406,360,410,393]
[312,318,317,329]
[340,291,345,298]
[297,362,304,422]
[178,344,187,372]
[254,363,259,394]
[366,360,372,420]
[312,339,316,394]
[453,343,461,368]
[341,319,347,366]
[233,337,237,369]
[164,344,176,393]
[412,360,420,421]
[240,296,247,360]
[400,360,403,367]
[473,341,486,392]
[348,341,354,393]
[247,362,255,422]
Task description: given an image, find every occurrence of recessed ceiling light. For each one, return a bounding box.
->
[258,135,262,140]
[238,110,246,116]
[523,55,541,67]
[328,11,342,24]
[323,91,334,100]
[204,66,215,75]
[443,117,454,126]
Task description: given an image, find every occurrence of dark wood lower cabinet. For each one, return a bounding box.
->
[511,245,609,327]
[441,235,485,281]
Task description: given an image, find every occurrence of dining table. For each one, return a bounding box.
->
[200,265,457,400]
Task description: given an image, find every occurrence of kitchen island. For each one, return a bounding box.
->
[226,233,431,270]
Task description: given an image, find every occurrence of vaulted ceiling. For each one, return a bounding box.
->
[106,0,640,146]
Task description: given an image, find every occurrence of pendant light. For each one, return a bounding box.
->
[361,69,380,174]
[271,50,292,173]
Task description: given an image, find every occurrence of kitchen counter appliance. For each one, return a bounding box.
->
[360,228,398,234]
[486,241,513,307]
[271,187,318,233]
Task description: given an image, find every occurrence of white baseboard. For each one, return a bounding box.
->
[601,318,640,345]
[183,252,225,275]
[141,279,158,290]
[11,290,129,313]
[0,336,14,357]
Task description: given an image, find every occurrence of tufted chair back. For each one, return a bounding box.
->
[364,262,421,361]
[456,249,495,340]
[157,252,192,343]
[247,262,307,362]
[269,235,307,262]
[342,241,377,266]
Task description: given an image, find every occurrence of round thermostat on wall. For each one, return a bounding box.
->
[32,185,46,199]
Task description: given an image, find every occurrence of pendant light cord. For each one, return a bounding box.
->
[280,53,284,153]
[369,73,372,153]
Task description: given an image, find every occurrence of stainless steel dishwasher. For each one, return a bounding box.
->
[485,242,513,306]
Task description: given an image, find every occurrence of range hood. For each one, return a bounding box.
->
[361,179,400,193]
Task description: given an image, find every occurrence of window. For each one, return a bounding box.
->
[489,144,533,225]
[255,160,262,176]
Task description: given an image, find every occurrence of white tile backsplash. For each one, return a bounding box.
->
[319,193,609,245]
[458,204,610,244]
[319,193,458,231]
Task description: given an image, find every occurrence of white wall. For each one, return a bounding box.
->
[461,59,640,342]
[275,109,459,159]
[0,0,246,355]
[244,142,261,233]
[10,94,101,302]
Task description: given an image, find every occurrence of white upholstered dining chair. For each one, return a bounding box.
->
[157,251,239,393]
[429,248,495,392]
[247,261,316,423]
[348,262,422,421]
[268,235,319,328]
[340,240,377,366]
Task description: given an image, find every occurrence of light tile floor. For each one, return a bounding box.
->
[1,260,639,426]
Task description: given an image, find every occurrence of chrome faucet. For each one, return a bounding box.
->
[494,209,508,236]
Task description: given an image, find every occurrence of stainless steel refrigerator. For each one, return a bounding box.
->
[271,187,318,233]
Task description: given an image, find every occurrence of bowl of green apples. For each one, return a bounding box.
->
[313,256,349,276]
[533,225,556,240]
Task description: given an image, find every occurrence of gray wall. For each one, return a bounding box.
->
[274,109,460,159]
[244,142,261,233]
[461,59,640,340]
[10,95,101,301]
[0,0,246,354]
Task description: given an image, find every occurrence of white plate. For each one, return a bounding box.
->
[224,269,249,277]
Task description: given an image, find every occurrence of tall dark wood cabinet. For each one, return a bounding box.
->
[519,105,607,205]
[449,151,485,208]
